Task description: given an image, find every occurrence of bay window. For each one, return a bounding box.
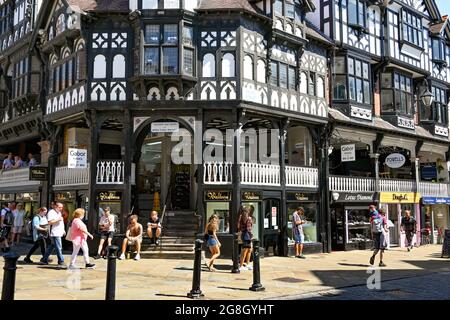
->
[432,37,446,64]
[269,60,297,90]
[347,0,366,29]
[381,72,413,117]
[144,24,179,75]
[401,9,423,48]
[432,86,448,125]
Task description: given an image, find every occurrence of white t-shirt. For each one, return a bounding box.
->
[99,215,115,232]
[47,209,65,237]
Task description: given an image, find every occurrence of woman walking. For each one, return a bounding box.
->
[69,208,95,269]
[205,214,221,271]
[239,207,253,271]
[12,203,25,246]
[23,207,49,264]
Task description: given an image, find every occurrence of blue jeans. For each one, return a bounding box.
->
[43,236,64,264]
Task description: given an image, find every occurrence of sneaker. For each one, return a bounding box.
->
[298,255,306,259]
[239,266,248,271]
[39,258,49,265]
[134,254,141,261]
[155,239,160,246]
[379,262,387,267]
[23,257,33,264]
[58,263,67,269]
[68,265,79,270]
[407,247,411,252]
[93,255,101,260]
[118,253,125,260]
[85,263,96,269]
[369,255,375,265]
[247,264,253,270]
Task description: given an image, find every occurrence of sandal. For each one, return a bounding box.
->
[206,263,213,271]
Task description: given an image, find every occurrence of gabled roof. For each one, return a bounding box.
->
[66,0,129,13]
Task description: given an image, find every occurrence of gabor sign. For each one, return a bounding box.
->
[385,153,406,168]
[68,148,87,168]
[341,144,355,162]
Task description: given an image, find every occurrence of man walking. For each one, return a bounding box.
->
[401,210,417,252]
[0,202,14,252]
[292,207,306,259]
[369,209,387,267]
[42,202,66,268]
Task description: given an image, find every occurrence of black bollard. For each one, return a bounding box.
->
[232,232,240,273]
[2,251,20,300]
[105,245,118,300]
[187,239,204,299]
[249,239,265,292]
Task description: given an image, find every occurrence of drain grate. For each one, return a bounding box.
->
[274,277,308,283]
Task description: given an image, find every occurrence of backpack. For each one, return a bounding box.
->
[3,208,14,226]
[371,215,384,233]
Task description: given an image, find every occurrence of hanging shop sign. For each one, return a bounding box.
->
[55,192,76,202]
[242,191,262,201]
[379,192,421,204]
[98,191,122,202]
[68,148,88,169]
[341,144,356,162]
[204,191,231,201]
[422,197,450,205]
[151,122,180,133]
[420,163,437,181]
[332,192,377,203]
[287,192,319,202]
[385,153,406,169]
[29,166,49,181]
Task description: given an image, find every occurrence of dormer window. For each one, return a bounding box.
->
[401,9,423,49]
[432,37,447,66]
[348,0,367,32]
[274,0,302,23]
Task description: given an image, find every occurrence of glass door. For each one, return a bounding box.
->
[263,198,280,256]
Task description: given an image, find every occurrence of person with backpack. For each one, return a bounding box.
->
[0,202,14,252]
[401,210,417,251]
[23,207,49,263]
[369,209,387,267]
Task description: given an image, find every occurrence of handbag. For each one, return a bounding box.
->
[65,226,74,241]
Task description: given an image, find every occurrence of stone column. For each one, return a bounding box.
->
[370,153,380,193]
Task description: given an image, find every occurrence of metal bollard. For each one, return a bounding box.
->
[105,245,118,300]
[232,232,240,273]
[2,251,20,300]
[187,239,204,299]
[249,239,265,292]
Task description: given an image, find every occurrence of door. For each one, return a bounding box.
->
[331,205,345,251]
[263,198,280,256]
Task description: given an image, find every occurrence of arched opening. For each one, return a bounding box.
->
[221,53,235,77]
[202,53,215,77]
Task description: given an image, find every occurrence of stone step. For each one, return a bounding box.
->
[142,237,195,244]
[141,243,194,251]
[139,250,194,259]
[163,230,198,237]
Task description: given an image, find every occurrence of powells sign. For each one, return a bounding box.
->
[385,153,406,168]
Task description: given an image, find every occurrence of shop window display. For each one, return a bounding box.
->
[346,207,371,243]
[206,202,230,233]
[287,203,317,243]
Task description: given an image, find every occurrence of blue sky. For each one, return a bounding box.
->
[436,0,450,16]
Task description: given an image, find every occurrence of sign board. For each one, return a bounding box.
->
[29,166,48,181]
[421,164,437,181]
[341,144,355,162]
[287,192,319,202]
[385,153,406,169]
[204,191,231,201]
[264,218,269,228]
[272,207,277,217]
[68,148,87,169]
[55,192,76,202]
[422,197,450,205]
[242,191,262,201]
[151,122,179,133]
[379,192,421,204]
[333,192,377,203]
[98,191,122,202]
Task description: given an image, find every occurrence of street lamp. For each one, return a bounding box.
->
[420,79,434,108]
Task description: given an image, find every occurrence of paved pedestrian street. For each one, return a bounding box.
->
[0,244,449,300]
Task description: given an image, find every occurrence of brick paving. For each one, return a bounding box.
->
[0,244,448,300]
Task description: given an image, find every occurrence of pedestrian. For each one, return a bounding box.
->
[369,210,387,267]
[146,210,162,246]
[401,210,417,252]
[2,153,14,170]
[28,153,37,167]
[236,205,245,255]
[243,205,256,267]
[94,207,115,259]
[12,155,24,169]
[238,207,253,271]
[0,202,13,252]
[118,214,143,261]
[378,209,390,250]
[205,214,221,271]
[12,203,25,246]
[41,202,67,268]
[23,207,49,263]
[369,204,379,216]
[292,207,307,259]
[68,208,95,269]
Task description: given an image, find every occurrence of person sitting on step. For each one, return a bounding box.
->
[147,210,162,246]
[119,215,143,261]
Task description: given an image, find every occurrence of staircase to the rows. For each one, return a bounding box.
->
[140,210,200,259]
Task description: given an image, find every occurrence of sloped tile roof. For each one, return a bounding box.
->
[67,0,129,12]
[197,0,259,14]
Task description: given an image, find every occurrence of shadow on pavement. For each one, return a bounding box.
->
[217,286,249,291]
[338,263,371,267]
[155,293,189,298]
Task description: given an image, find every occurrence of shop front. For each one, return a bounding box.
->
[421,197,450,244]
[287,192,321,254]
[379,192,421,247]
[330,192,378,251]
[204,190,233,256]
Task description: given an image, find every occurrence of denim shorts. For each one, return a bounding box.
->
[207,236,218,248]
[294,233,304,244]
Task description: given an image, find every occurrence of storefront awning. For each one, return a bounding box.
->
[422,197,450,204]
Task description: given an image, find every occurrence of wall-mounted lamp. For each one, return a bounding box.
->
[420,79,434,108]
[332,192,340,201]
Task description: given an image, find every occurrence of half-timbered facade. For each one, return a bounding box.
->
[310,0,450,250]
